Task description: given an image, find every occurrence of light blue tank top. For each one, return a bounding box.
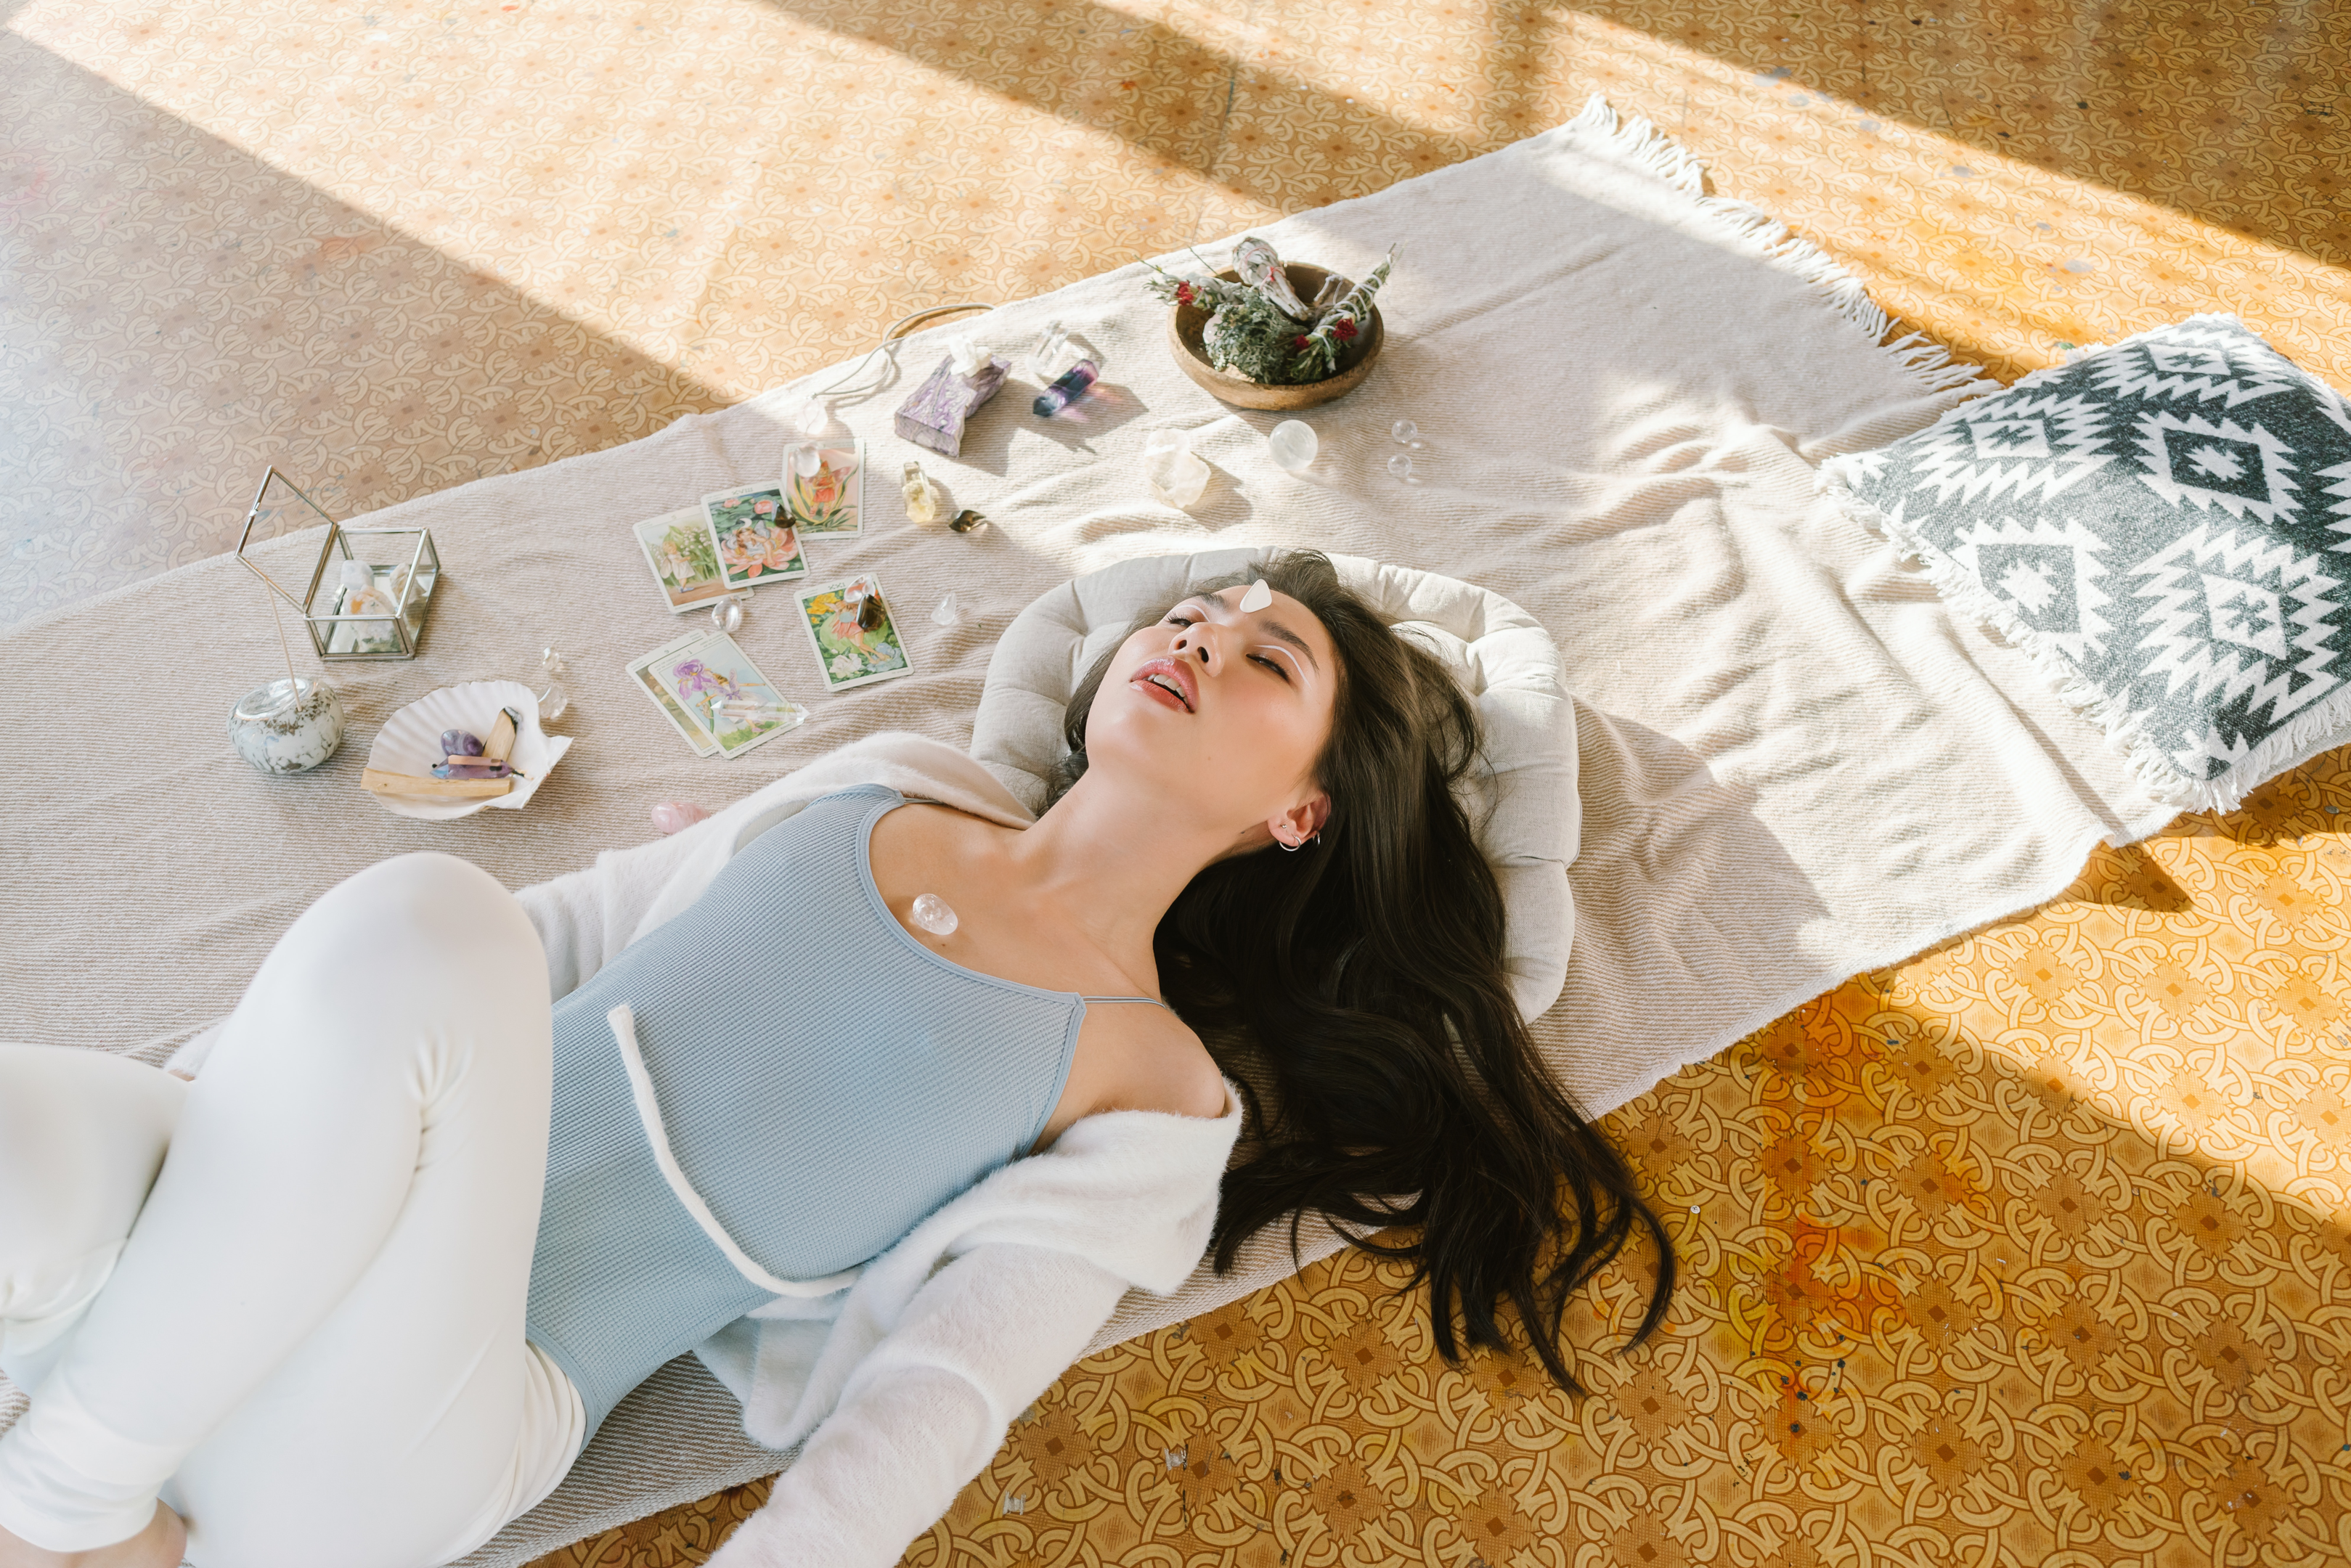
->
[523,785,1166,1436]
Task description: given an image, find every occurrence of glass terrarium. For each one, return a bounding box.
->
[234,467,440,661]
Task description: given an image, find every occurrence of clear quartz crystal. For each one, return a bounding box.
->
[539,648,570,720]
[1390,418,1420,446]
[1388,453,1415,481]
[1029,320,1070,380]
[1141,428,1209,507]
[709,594,745,634]
[909,893,958,936]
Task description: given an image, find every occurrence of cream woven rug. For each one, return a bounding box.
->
[0,99,2175,1564]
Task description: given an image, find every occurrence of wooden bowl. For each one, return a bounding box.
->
[1165,262,1385,411]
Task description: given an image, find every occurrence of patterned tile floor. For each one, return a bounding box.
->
[7,1,2351,1564]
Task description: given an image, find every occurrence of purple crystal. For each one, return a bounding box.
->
[893,353,1010,458]
[1031,359,1099,417]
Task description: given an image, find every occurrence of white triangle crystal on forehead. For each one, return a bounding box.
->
[1237,579,1273,613]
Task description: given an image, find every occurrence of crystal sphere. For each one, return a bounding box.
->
[909,893,959,936]
[1391,418,1419,445]
[1267,420,1317,472]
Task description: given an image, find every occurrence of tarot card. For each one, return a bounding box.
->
[627,632,722,756]
[783,439,865,537]
[632,506,732,613]
[701,486,806,589]
[644,631,807,759]
[794,573,915,694]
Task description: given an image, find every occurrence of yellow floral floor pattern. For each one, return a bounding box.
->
[9,0,2351,1564]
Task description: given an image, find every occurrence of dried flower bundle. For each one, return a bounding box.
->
[1147,237,1397,387]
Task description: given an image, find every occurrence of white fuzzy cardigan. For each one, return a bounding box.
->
[509,731,1244,1567]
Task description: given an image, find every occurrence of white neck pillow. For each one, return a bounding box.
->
[969,549,1581,1023]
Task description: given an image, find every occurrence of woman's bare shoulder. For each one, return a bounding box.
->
[1083,1003,1230,1123]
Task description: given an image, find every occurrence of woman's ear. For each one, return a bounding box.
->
[1268,792,1331,849]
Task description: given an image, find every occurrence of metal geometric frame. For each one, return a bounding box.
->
[233,465,439,661]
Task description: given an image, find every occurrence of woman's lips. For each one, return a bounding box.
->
[1131,656,1197,712]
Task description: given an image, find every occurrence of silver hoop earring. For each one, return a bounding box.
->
[1279,838,1303,852]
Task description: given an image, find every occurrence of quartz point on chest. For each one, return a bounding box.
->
[909,894,958,936]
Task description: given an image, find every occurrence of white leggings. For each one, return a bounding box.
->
[0,853,584,1567]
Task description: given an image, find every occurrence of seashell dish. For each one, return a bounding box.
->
[362,679,573,821]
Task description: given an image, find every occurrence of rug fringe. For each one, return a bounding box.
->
[1560,94,2003,405]
[1814,457,2351,814]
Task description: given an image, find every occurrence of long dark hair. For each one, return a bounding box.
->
[1050,549,1673,1394]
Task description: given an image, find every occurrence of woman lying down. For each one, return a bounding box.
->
[0,550,1674,1568]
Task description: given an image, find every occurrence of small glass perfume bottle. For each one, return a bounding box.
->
[1031,359,1099,417]
[901,460,942,525]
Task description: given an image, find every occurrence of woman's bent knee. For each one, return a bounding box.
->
[273,854,545,992]
[208,854,550,1092]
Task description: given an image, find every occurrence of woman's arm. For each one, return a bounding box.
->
[707,1243,1128,1567]
[709,1083,1244,1565]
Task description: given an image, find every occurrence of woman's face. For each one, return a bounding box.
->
[1085,582,1340,852]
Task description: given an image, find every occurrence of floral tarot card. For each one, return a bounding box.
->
[783,439,865,536]
[701,486,807,589]
[794,573,914,694]
[645,631,807,758]
[633,506,731,613]
[627,631,721,756]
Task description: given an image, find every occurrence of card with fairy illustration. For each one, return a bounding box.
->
[794,573,913,694]
[633,506,732,613]
[782,440,865,536]
[626,630,720,756]
[701,486,807,590]
[643,630,807,758]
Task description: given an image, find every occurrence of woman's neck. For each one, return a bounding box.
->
[995,769,1229,968]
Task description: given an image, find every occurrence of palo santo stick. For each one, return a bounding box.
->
[482,707,521,765]
[361,768,513,799]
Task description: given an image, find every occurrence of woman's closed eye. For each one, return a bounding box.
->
[1249,653,1292,682]
[1165,605,1296,682]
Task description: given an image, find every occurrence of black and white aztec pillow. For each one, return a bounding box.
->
[1820,313,2351,812]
